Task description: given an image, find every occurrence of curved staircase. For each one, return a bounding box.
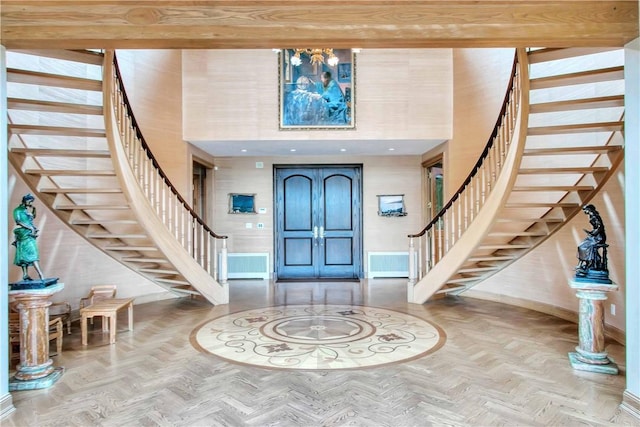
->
[409,47,625,304]
[7,49,229,305]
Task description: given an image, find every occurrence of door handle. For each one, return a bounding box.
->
[313,226,319,245]
[319,226,324,245]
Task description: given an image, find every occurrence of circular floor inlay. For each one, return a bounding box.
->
[191,305,446,370]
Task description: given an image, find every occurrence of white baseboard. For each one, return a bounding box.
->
[0,393,16,421]
[621,390,640,421]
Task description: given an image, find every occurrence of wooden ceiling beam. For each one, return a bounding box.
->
[1,1,638,49]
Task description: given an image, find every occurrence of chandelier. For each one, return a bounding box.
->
[290,48,339,67]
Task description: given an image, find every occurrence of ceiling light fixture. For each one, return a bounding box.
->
[290,48,339,67]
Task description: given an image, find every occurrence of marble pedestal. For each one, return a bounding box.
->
[568,279,618,374]
[9,283,65,391]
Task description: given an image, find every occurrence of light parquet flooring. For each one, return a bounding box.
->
[5,280,637,426]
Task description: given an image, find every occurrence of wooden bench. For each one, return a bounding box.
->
[80,298,134,346]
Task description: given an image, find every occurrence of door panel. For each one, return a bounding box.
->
[325,238,353,265]
[284,238,313,265]
[323,174,352,231]
[276,166,362,280]
[284,175,312,230]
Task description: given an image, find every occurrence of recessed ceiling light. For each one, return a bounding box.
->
[388,148,395,151]
[241,149,247,153]
[340,148,347,152]
[290,148,297,152]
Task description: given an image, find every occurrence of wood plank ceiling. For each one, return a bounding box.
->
[1,1,638,49]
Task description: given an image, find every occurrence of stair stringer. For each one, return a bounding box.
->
[103,52,228,305]
[408,48,531,304]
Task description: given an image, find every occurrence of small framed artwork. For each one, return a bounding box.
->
[279,48,356,130]
[377,195,407,217]
[228,193,257,214]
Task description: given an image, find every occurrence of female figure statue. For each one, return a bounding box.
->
[12,193,44,281]
[576,204,608,277]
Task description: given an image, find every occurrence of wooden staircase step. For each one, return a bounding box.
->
[504,202,580,209]
[88,233,147,239]
[495,217,563,223]
[467,255,517,262]
[168,286,201,296]
[458,266,500,274]
[10,49,104,65]
[529,66,624,90]
[40,187,122,194]
[530,95,625,114]
[156,278,190,286]
[138,268,180,275]
[8,98,103,115]
[528,122,623,136]
[7,68,103,91]
[512,185,594,192]
[123,257,170,264]
[447,277,482,285]
[435,284,468,294]
[10,124,106,137]
[523,145,622,156]
[518,166,609,174]
[26,169,115,176]
[477,244,531,250]
[527,48,618,64]
[56,204,129,210]
[11,148,110,158]
[104,246,159,251]
[487,231,548,237]
[71,219,138,225]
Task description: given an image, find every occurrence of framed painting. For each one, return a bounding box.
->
[377,195,407,217]
[279,48,356,130]
[228,193,257,214]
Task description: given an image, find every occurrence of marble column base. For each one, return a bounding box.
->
[568,351,618,375]
[9,367,64,391]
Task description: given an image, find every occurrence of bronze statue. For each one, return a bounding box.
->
[575,204,611,283]
[12,193,45,281]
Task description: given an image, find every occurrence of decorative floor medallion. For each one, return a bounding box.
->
[191,305,446,370]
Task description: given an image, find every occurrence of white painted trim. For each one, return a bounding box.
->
[621,390,640,421]
[0,45,15,416]
[624,37,640,403]
[0,393,16,420]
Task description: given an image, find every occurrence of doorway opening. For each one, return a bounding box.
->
[424,156,444,224]
[423,156,445,265]
[192,160,211,221]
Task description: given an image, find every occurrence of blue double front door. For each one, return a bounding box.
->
[275,165,362,280]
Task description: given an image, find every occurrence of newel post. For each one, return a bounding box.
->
[219,239,228,285]
[408,237,417,285]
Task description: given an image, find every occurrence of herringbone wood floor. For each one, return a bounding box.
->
[6,280,637,426]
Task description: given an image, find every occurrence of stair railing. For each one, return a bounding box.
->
[408,51,522,284]
[106,51,228,285]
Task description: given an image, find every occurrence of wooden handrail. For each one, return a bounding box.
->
[112,53,226,240]
[409,51,519,239]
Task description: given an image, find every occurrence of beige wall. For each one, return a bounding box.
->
[182,49,453,143]
[211,155,423,275]
[116,50,190,198]
[444,48,515,198]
